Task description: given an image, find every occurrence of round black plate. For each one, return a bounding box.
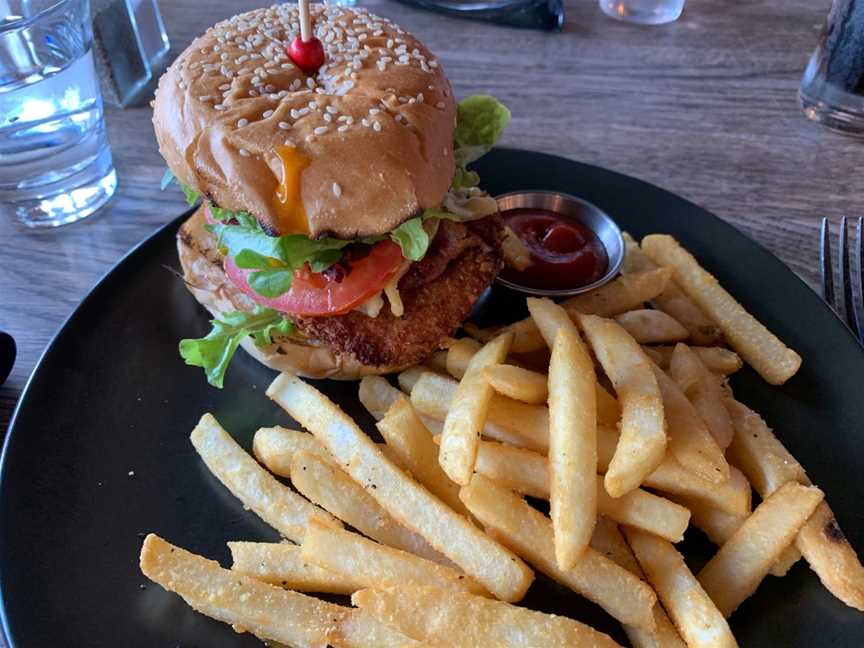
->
[2,149,863,647]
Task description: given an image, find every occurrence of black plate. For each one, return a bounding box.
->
[2,149,863,647]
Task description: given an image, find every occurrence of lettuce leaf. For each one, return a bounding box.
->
[179,307,294,388]
[454,95,511,167]
[390,218,429,261]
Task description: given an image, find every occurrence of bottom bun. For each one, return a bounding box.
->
[177,208,406,380]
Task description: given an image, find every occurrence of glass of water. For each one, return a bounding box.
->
[598,0,685,25]
[1,0,117,228]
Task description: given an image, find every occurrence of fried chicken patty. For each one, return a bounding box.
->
[179,210,503,370]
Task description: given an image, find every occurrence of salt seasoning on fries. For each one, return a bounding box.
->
[641,234,802,385]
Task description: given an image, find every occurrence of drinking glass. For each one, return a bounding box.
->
[800,0,864,135]
[0,0,117,228]
[598,0,685,25]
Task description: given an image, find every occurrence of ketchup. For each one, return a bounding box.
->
[500,208,608,290]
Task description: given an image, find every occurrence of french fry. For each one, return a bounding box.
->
[253,426,332,476]
[622,233,723,345]
[561,267,672,316]
[624,527,737,648]
[641,234,801,385]
[578,314,666,497]
[268,374,534,602]
[470,439,689,542]
[485,364,548,404]
[506,316,549,353]
[289,450,445,564]
[698,482,824,617]
[358,375,403,420]
[229,542,363,594]
[548,322,598,568]
[725,398,864,609]
[190,414,338,543]
[460,475,657,630]
[301,519,487,596]
[439,332,513,485]
[590,517,686,648]
[445,337,482,379]
[424,350,449,374]
[140,534,344,647]
[332,609,431,648]
[614,309,689,344]
[377,395,469,516]
[411,371,550,453]
[353,586,622,648]
[669,343,734,448]
[642,345,743,375]
[398,365,431,394]
[650,363,729,483]
[462,322,498,343]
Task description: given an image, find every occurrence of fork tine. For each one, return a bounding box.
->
[839,216,859,337]
[854,217,864,343]
[820,217,836,307]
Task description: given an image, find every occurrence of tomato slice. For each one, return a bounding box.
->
[225,239,404,316]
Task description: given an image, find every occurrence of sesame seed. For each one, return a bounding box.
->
[291,109,301,119]
[326,106,338,114]
[309,101,318,109]
[263,109,274,118]
[395,114,403,122]
[324,113,332,122]
[278,121,291,130]
[305,134,315,142]
[369,108,380,115]
[219,83,231,90]
[338,124,349,132]
[314,126,328,135]
[237,118,249,127]
[214,104,226,110]
[361,118,370,127]
[332,182,342,197]
[429,60,438,67]
[436,101,445,109]
[372,121,382,132]
[199,95,213,101]
[239,148,251,157]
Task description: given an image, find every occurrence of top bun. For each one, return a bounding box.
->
[153,4,457,239]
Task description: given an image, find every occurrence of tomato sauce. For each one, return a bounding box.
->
[500,208,608,290]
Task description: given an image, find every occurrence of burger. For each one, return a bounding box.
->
[154,4,510,386]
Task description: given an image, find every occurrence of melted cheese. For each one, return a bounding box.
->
[274,145,310,234]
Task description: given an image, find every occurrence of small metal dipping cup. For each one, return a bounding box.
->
[494,191,625,297]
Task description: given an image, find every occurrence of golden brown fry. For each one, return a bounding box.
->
[642,345,743,375]
[440,332,513,485]
[460,475,656,630]
[268,374,534,602]
[578,314,666,497]
[485,364,548,404]
[590,517,687,648]
[398,366,432,394]
[229,542,362,595]
[698,482,824,617]
[301,519,486,596]
[446,337,482,379]
[622,233,723,345]
[506,316,549,353]
[669,343,734,448]
[353,586,623,647]
[358,375,403,420]
[561,267,672,316]
[614,309,689,344]
[411,371,550,453]
[377,395,469,516]
[641,234,801,384]
[473,440,550,499]
[548,323,598,568]
[290,450,444,563]
[253,426,332,477]
[624,527,738,648]
[190,414,339,543]
[140,534,345,648]
[650,363,729,483]
[595,480,690,543]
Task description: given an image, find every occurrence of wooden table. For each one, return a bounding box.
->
[1,0,856,439]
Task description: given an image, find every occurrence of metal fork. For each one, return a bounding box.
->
[820,216,864,344]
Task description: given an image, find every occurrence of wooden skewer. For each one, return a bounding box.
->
[298,0,312,43]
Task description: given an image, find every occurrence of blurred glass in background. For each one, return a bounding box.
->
[800,0,864,135]
[1,0,116,228]
[598,0,684,25]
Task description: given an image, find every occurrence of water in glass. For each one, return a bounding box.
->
[0,0,117,227]
[598,0,685,25]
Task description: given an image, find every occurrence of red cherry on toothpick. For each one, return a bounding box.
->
[289,35,325,74]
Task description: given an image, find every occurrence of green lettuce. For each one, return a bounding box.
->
[454,95,511,168]
[179,307,294,388]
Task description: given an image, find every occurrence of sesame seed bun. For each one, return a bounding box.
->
[153,4,457,239]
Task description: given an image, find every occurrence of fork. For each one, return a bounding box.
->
[820,216,864,344]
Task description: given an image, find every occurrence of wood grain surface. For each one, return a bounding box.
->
[1,0,859,443]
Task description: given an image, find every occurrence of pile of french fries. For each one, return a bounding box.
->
[140,233,864,648]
